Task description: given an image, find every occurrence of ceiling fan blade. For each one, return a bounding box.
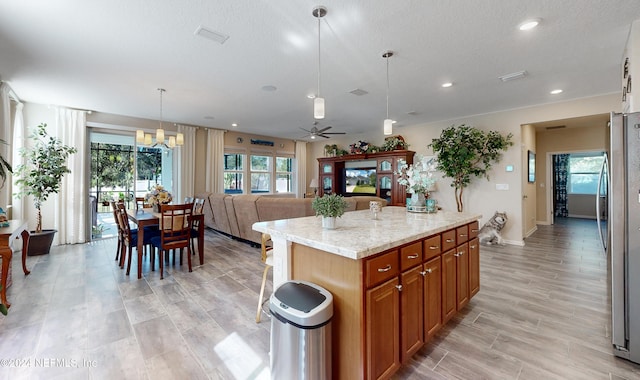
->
[316,126,332,133]
[299,127,312,133]
[318,134,331,139]
[321,132,346,135]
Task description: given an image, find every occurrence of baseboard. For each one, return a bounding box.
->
[524,225,538,238]
[567,214,596,220]
[536,220,551,226]
[503,239,525,246]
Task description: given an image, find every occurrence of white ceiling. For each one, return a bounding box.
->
[0,1,638,139]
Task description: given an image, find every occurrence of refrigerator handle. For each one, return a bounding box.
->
[596,154,608,253]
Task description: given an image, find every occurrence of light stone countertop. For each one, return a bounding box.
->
[252,206,482,260]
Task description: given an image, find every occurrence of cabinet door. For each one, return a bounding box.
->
[378,158,393,173]
[378,175,392,204]
[401,266,424,363]
[441,249,457,324]
[321,176,333,196]
[469,237,480,298]
[366,277,401,380]
[423,256,442,340]
[456,243,469,310]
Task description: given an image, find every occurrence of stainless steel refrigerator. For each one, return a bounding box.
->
[598,111,640,364]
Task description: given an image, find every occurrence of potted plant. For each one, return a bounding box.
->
[429,124,512,212]
[312,193,348,229]
[15,123,77,255]
[92,223,106,239]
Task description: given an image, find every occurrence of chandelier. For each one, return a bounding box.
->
[136,88,183,148]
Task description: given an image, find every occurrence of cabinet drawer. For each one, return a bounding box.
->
[400,242,423,271]
[456,225,469,245]
[468,221,480,239]
[366,250,399,288]
[442,229,456,252]
[423,235,441,261]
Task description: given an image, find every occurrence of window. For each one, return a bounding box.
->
[250,155,271,193]
[568,153,605,195]
[224,154,244,194]
[276,157,293,193]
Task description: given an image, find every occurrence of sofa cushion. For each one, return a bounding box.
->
[256,197,314,222]
[231,194,262,243]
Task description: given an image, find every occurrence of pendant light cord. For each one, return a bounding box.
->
[158,88,165,129]
[386,56,389,119]
[317,13,321,98]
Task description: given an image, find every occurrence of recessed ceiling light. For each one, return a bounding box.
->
[194,26,229,44]
[499,70,527,82]
[349,88,368,96]
[307,94,316,99]
[550,89,563,95]
[231,123,238,127]
[392,120,397,124]
[519,18,541,31]
[262,85,277,92]
[441,82,453,88]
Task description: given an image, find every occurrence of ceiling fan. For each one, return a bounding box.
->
[299,122,346,139]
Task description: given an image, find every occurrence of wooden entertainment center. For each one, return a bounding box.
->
[317,150,415,206]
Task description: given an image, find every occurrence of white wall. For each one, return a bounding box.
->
[307,93,621,245]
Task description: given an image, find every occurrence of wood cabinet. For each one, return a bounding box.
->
[366,277,401,380]
[400,242,424,363]
[455,242,470,310]
[469,237,480,297]
[317,150,415,206]
[423,256,442,340]
[441,248,457,324]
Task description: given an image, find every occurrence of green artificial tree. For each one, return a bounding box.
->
[429,124,513,212]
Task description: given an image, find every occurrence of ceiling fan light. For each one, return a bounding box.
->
[384,119,393,135]
[136,130,145,143]
[176,132,184,145]
[314,97,325,119]
[144,133,153,145]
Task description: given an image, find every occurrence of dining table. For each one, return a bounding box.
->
[127,208,205,279]
[0,220,31,308]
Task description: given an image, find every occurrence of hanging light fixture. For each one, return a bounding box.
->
[313,6,327,119]
[383,51,394,135]
[136,88,184,148]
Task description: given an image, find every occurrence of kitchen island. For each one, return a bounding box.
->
[253,206,481,380]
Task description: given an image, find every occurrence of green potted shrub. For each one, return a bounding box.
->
[312,193,348,229]
[15,123,77,255]
[429,124,513,212]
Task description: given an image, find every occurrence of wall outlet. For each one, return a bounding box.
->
[496,184,509,191]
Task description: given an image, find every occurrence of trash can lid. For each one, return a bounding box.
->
[275,281,326,312]
[270,280,333,327]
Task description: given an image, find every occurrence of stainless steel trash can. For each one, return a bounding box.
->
[270,280,333,380]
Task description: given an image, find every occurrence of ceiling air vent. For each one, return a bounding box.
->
[349,88,368,96]
[499,70,527,82]
[194,26,229,45]
[545,125,566,130]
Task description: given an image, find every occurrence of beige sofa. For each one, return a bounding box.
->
[196,192,387,245]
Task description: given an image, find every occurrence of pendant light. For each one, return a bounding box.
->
[136,88,184,148]
[313,6,327,119]
[383,51,394,135]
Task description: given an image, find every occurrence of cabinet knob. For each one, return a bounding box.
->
[459,234,467,237]
[471,229,479,232]
[454,252,464,257]
[395,285,403,292]
[378,264,392,273]
[407,254,419,259]
[446,239,454,243]
[429,246,439,250]
[420,271,427,276]
[470,245,476,249]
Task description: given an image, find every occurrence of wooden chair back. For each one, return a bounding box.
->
[159,203,194,251]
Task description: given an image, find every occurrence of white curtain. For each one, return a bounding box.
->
[0,84,12,210]
[56,108,87,244]
[11,102,25,221]
[175,124,197,201]
[295,141,307,198]
[206,129,225,193]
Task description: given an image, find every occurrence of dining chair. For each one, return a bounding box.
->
[115,202,158,276]
[110,201,125,265]
[256,233,273,323]
[135,197,149,209]
[184,196,194,204]
[190,198,206,256]
[150,203,194,280]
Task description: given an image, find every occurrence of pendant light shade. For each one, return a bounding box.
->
[136,88,183,149]
[313,6,327,120]
[314,97,325,119]
[383,51,394,136]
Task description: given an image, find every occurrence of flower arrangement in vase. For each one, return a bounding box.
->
[397,154,437,207]
[145,184,172,212]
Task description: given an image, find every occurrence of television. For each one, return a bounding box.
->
[343,168,377,196]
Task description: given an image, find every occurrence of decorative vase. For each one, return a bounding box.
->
[322,216,336,230]
[152,203,161,213]
[410,192,426,207]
